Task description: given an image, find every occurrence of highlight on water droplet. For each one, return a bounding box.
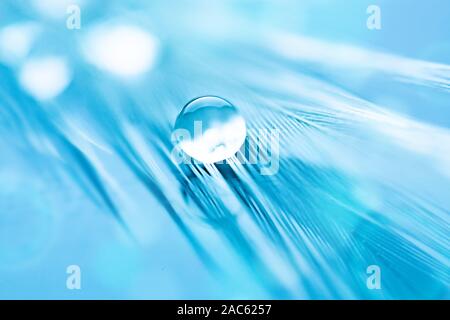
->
[172,96,247,164]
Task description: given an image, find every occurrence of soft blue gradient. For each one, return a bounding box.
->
[0,1,449,299]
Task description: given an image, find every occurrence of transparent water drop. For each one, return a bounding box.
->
[173,96,247,164]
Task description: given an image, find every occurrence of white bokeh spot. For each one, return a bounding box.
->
[19,56,71,101]
[82,24,159,77]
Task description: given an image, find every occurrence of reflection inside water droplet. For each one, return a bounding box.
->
[173,96,247,164]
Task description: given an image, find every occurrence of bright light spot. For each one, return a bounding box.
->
[19,56,71,101]
[0,23,41,64]
[82,24,159,77]
[31,0,84,19]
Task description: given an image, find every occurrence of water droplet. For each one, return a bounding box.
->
[173,96,247,164]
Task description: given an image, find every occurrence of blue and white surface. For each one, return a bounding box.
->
[0,0,449,299]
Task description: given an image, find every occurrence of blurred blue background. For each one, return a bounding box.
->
[0,0,449,299]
